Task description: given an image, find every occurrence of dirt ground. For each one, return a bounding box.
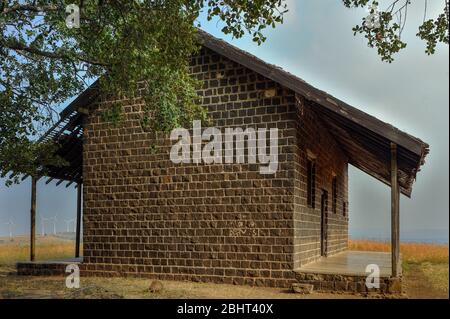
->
[0,237,447,299]
[0,265,363,299]
[402,263,449,299]
[0,263,446,299]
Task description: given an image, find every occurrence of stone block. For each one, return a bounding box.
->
[292,283,314,294]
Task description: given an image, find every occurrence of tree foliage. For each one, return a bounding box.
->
[0,0,287,183]
[344,0,449,62]
[0,0,448,185]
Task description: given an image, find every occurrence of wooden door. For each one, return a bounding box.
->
[321,190,328,257]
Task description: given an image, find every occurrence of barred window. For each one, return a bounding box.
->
[307,159,316,208]
[332,176,337,214]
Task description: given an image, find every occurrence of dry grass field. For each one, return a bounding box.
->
[349,240,448,298]
[0,235,77,265]
[0,236,448,299]
[349,240,448,264]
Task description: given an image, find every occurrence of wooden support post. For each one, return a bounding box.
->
[75,183,82,258]
[30,177,37,261]
[391,143,400,277]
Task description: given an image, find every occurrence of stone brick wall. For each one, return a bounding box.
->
[17,261,80,276]
[81,46,349,287]
[294,272,400,294]
[293,97,349,268]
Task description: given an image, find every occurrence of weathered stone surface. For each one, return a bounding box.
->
[334,281,348,291]
[79,46,350,289]
[292,283,314,294]
[16,262,70,276]
[295,271,398,295]
[321,281,335,290]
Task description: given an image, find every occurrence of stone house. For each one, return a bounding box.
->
[18,30,429,292]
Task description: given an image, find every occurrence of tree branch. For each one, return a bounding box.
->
[3,39,109,67]
[1,4,59,15]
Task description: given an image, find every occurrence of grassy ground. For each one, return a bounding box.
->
[0,270,361,299]
[349,240,449,299]
[0,237,447,299]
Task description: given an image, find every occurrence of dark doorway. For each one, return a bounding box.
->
[320,190,328,257]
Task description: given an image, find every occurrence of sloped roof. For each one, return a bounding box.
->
[197,30,429,197]
[42,30,429,196]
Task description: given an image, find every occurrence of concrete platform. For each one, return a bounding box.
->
[296,251,396,277]
[294,251,402,293]
[17,258,83,276]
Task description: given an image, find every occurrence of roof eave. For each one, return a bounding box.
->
[197,29,428,157]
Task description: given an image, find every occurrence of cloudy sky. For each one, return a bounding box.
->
[0,0,448,242]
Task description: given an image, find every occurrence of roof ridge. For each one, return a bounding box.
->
[196,29,429,154]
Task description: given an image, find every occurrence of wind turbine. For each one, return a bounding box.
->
[4,218,14,241]
[40,216,49,236]
[51,214,57,235]
[64,219,75,233]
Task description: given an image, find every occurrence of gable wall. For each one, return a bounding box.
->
[82,47,298,287]
[81,46,348,287]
